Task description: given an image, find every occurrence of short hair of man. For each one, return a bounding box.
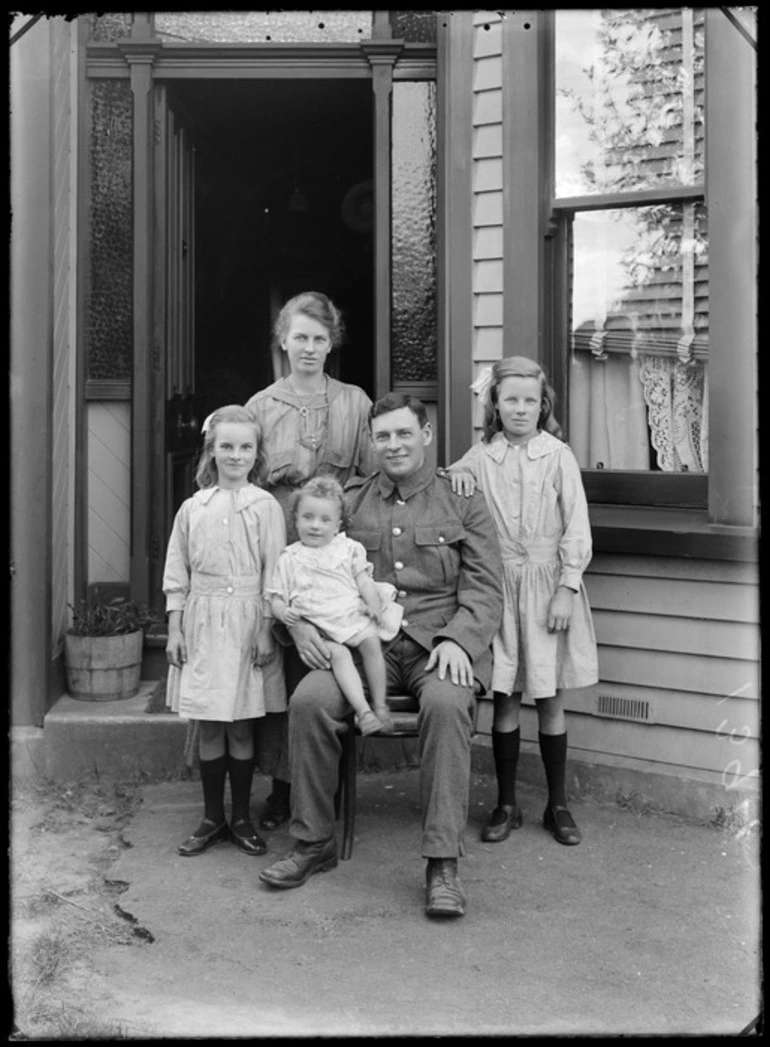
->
[369,392,428,430]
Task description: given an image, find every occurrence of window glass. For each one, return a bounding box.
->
[153,11,373,43]
[391,81,438,383]
[569,203,708,473]
[90,13,133,41]
[87,80,133,382]
[390,11,437,43]
[555,8,705,196]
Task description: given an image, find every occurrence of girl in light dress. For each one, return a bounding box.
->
[448,356,598,847]
[164,405,287,858]
[267,476,403,736]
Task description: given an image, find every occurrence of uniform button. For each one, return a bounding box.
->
[395,561,404,570]
[226,586,234,594]
[396,500,406,506]
[392,527,402,536]
[398,590,407,598]
[402,620,409,628]
[438,536,445,543]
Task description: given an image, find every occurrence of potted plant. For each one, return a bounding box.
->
[64,597,162,701]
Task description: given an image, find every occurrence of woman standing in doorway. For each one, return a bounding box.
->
[245,290,377,830]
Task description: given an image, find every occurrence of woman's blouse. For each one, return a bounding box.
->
[245,376,377,495]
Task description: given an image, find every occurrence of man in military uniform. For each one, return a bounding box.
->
[259,392,503,917]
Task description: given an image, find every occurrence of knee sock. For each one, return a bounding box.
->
[539,731,568,809]
[492,727,520,808]
[228,755,255,826]
[198,754,227,828]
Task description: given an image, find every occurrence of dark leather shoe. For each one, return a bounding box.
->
[425,858,466,917]
[258,837,338,889]
[177,819,229,856]
[481,804,523,843]
[543,805,582,846]
[229,818,268,856]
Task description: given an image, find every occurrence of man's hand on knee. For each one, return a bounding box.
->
[426,640,473,688]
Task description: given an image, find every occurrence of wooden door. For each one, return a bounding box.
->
[149,85,198,607]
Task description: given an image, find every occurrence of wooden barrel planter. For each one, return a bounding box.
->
[64,629,144,701]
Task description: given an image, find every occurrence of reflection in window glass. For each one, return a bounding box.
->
[569,204,709,473]
[153,11,372,43]
[391,82,438,384]
[555,8,705,196]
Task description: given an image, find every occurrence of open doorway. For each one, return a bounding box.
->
[167,78,375,425]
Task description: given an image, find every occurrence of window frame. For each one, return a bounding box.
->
[546,9,709,509]
[535,7,757,560]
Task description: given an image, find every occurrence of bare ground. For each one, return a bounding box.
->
[9,776,153,1040]
[8,769,762,1039]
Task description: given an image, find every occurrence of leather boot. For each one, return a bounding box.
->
[425,858,466,917]
[258,837,338,889]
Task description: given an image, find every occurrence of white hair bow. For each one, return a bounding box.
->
[470,366,494,406]
[200,411,215,436]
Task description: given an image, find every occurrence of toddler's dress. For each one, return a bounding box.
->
[267,532,403,644]
[451,430,598,698]
[163,484,287,721]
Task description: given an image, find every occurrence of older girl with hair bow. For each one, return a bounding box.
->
[450,357,598,847]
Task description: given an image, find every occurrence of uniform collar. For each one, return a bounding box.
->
[195,484,264,511]
[377,456,436,500]
[484,429,561,463]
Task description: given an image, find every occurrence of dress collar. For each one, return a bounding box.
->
[376,456,436,500]
[484,429,562,463]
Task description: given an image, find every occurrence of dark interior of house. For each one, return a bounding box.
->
[167,79,375,424]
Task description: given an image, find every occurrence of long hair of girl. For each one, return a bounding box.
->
[482,356,563,443]
[195,404,268,489]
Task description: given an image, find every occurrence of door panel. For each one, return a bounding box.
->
[150,85,198,606]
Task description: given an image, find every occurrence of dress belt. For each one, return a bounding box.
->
[501,538,560,566]
[190,572,262,596]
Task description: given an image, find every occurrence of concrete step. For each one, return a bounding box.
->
[43,682,188,780]
[39,682,424,783]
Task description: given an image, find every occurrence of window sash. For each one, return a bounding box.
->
[549,203,708,508]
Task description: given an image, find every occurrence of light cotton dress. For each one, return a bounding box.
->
[451,430,598,698]
[163,484,287,721]
[266,532,403,645]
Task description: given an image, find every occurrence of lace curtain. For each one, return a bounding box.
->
[570,349,708,472]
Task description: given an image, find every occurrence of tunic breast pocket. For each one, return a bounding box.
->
[415,524,465,585]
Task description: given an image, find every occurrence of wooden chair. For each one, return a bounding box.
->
[335,692,480,860]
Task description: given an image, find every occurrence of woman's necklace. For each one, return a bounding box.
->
[288,374,327,446]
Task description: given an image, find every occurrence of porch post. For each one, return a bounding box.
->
[705,10,757,527]
[502,10,550,361]
[362,38,403,400]
[10,15,53,725]
[437,11,474,464]
[119,36,162,605]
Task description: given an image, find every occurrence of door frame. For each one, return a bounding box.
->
[84,12,474,605]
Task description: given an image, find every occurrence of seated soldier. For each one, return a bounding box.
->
[258,392,504,918]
